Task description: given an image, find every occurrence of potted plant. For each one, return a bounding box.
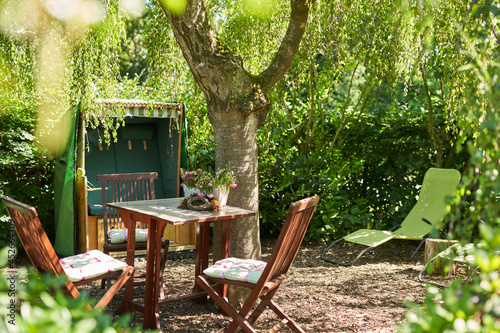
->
[180,168,208,197]
[211,167,237,206]
[180,167,237,206]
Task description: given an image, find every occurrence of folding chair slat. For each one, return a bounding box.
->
[267,206,316,282]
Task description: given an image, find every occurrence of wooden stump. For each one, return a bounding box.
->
[424,239,459,275]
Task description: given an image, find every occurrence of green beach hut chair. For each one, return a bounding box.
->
[321,168,461,266]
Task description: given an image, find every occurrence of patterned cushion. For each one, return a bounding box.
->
[130,229,148,242]
[59,250,128,282]
[108,229,126,243]
[107,228,148,244]
[203,257,266,284]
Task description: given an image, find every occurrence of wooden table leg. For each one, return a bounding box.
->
[143,217,160,330]
[153,220,164,328]
[201,223,210,272]
[116,214,135,315]
[220,219,234,299]
[192,223,210,301]
[194,223,202,278]
[213,219,235,315]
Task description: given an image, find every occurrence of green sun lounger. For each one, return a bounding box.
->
[418,243,500,287]
[418,243,478,287]
[321,168,461,266]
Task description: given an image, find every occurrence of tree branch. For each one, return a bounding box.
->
[259,0,311,92]
[158,0,244,104]
[418,44,441,154]
[322,72,374,159]
[338,85,375,148]
[305,59,316,154]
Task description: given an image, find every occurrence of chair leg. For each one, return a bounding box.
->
[101,246,110,289]
[419,255,480,288]
[371,239,426,263]
[246,288,278,326]
[418,256,448,287]
[463,266,480,285]
[196,276,256,333]
[321,237,377,266]
[244,288,305,333]
[96,266,134,308]
[103,242,169,297]
[267,300,305,333]
[406,239,426,262]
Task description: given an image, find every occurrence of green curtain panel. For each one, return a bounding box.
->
[54,106,79,256]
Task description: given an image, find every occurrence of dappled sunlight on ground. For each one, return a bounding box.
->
[6,239,476,332]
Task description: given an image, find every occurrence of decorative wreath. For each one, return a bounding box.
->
[186,196,210,211]
[178,195,222,212]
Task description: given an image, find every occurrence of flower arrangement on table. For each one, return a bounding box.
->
[179,167,237,211]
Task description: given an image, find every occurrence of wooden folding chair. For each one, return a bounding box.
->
[96,172,170,295]
[196,196,320,333]
[1,196,134,309]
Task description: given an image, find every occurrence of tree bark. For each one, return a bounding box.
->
[210,111,261,261]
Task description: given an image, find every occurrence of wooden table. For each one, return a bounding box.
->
[109,197,255,330]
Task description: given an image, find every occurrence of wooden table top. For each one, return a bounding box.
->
[107,197,255,225]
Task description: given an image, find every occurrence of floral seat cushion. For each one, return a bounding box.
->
[59,250,128,282]
[107,229,148,244]
[203,257,267,284]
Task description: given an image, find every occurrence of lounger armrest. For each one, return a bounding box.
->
[382,211,403,230]
[422,217,449,238]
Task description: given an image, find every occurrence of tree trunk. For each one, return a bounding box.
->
[210,110,261,307]
[210,111,261,262]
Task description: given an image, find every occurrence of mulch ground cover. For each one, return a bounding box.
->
[9,238,468,332]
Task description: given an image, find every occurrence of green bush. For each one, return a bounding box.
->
[399,225,500,333]
[0,100,55,248]
[258,150,353,241]
[256,93,459,241]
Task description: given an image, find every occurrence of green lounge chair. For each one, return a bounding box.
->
[418,243,477,287]
[321,168,461,266]
[418,242,500,287]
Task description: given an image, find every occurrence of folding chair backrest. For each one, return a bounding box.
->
[96,172,158,233]
[1,196,64,276]
[258,196,319,287]
[396,168,461,239]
